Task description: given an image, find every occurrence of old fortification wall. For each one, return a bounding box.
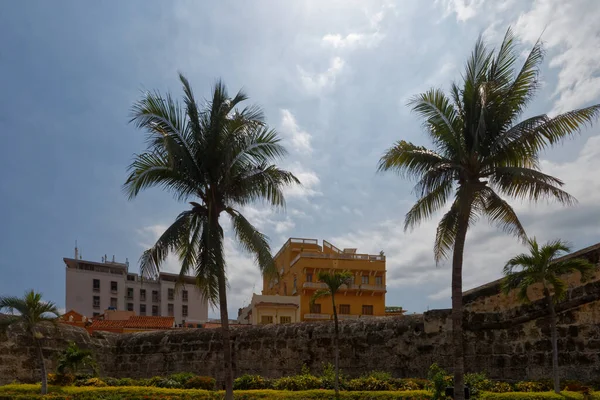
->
[2,278,600,386]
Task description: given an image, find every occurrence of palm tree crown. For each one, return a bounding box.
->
[0,290,60,335]
[378,28,599,261]
[503,238,595,302]
[125,74,299,304]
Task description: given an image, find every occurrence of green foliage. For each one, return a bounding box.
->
[185,376,217,390]
[169,372,197,385]
[465,372,493,396]
[562,380,591,394]
[480,391,584,400]
[427,363,449,400]
[115,377,135,387]
[347,377,394,391]
[79,378,107,387]
[321,362,347,390]
[489,382,513,393]
[47,373,75,386]
[234,374,273,390]
[273,375,322,391]
[515,381,547,392]
[56,342,97,376]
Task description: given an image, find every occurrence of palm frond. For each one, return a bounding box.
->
[491,166,576,205]
[377,141,454,179]
[478,187,526,240]
[404,180,454,231]
[433,202,459,263]
[226,208,277,279]
[310,289,331,306]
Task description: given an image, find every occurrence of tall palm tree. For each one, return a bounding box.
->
[502,238,595,393]
[377,28,600,400]
[125,74,299,400]
[310,270,353,398]
[0,290,60,394]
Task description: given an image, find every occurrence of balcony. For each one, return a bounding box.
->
[338,314,359,320]
[359,284,386,292]
[304,313,331,320]
[290,252,385,267]
[302,282,327,289]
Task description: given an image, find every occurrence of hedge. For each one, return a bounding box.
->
[0,385,432,400]
[479,391,585,400]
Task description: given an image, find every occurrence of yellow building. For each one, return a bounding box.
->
[262,238,386,321]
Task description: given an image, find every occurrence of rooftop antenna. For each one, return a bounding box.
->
[105,254,107,263]
[112,255,115,263]
[74,240,78,259]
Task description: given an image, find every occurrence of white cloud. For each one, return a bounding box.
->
[279,109,312,154]
[437,0,485,22]
[275,218,295,234]
[298,57,345,95]
[514,0,600,114]
[321,32,384,49]
[283,162,322,200]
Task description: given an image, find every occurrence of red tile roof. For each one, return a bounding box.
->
[123,316,174,329]
[89,319,126,329]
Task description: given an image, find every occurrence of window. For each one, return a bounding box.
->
[127,303,133,312]
[182,290,188,302]
[140,304,146,316]
[93,312,100,317]
[93,296,100,309]
[310,303,321,314]
[168,303,174,316]
[110,297,117,308]
[280,316,291,324]
[127,275,135,281]
[375,276,383,286]
[182,305,188,317]
[168,288,174,301]
[93,279,100,292]
[152,290,159,302]
[361,275,369,284]
[362,305,373,316]
[111,281,118,293]
[306,273,313,282]
[339,304,351,314]
[140,289,146,301]
[126,287,134,300]
[152,305,159,316]
[261,315,273,324]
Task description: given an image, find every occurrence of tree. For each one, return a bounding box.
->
[0,290,60,394]
[502,238,594,393]
[124,74,299,400]
[377,28,600,400]
[310,270,353,398]
[57,341,98,376]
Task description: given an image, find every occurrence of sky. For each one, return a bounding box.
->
[1,0,599,319]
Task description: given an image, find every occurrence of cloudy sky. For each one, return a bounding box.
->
[1,0,599,318]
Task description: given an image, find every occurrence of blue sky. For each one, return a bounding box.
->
[1,0,599,318]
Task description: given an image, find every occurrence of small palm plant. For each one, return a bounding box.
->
[125,74,299,399]
[310,270,353,398]
[57,341,98,376]
[502,238,595,393]
[0,290,60,394]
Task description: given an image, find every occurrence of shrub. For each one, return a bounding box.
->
[320,362,346,390]
[102,377,119,387]
[427,363,449,400]
[273,375,322,391]
[169,372,197,385]
[397,379,423,391]
[185,376,216,390]
[515,381,547,392]
[47,373,75,386]
[480,392,584,400]
[115,377,135,386]
[347,377,394,391]
[234,374,273,390]
[562,380,591,394]
[488,382,513,393]
[80,377,107,387]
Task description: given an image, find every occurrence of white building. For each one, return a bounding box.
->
[64,255,208,326]
[237,294,300,325]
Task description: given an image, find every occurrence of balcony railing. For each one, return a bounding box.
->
[290,252,385,266]
[359,284,386,292]
[302,282,327,289]
[338,314,359,320]
[304,313,331,320]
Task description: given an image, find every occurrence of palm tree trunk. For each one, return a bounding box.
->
[218,266,234,400]
[546,292,560,393]
[331,294,340,399]
[451,212,469,400]
[34,338,48,395]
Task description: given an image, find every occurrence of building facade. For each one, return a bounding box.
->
[64,256,208,325]
[237,294,301,325]
[262,238,386,321]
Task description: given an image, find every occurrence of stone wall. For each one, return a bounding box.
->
[2,280,600,386]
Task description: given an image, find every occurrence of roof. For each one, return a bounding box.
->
[63,257,127,270]
[123,316,174,329]
[89,319,126,330]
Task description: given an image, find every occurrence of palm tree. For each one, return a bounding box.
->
[377,28,600,400]
[310,270,353,398]
[57,341,98,376]
[125,74,299,400]
[502,238,595,393]
[0,290,60,394]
